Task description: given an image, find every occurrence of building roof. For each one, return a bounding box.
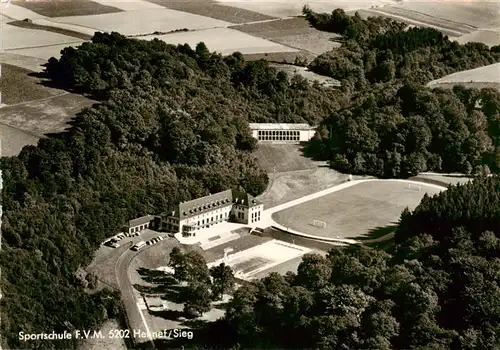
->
[128,215,155,228]
[169,189,261,219]
[248,123,316,131]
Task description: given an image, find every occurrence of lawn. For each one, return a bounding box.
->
[427,63,500,90]
[12,0,123,17]
[272,180,443,239]
[253,143,324,173]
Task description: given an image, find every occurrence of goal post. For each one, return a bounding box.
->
[312,220,327,229]
[407,184,422,191]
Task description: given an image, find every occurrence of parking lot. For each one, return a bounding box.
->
[86,229,168,289]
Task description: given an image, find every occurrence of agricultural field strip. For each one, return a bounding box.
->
[90,0,165,12]
[374,6,477,34]
[427,63,500,86]
[364,9,465,37]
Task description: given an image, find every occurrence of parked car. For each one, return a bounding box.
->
[156,236,164,241]
[133,232,140,237]
[111,242,120,248]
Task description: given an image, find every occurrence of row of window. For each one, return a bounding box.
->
[251,211,261,223]
[130,223,149,233]
[258,135,300,141]
[258,130,300,136]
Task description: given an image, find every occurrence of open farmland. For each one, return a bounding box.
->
[0,123,39,157]
[145,0,274,23]
[8,20,93,40]
[5,43,83,61]
[0,93,95,138]
[12,0,122,17]
[232,17,342,55]
[2,23,83,51]
[427,63,500,90]
[215,0,398,18]
[90,0,165,11]
[382,0,500,29]
[456,29,500,47]
[271,180,443,239]
[0,64,63,105]
[139,27,298,55]
[0,52,47,72]
[49,9,231,36]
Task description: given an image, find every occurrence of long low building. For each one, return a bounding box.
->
[164,189,263,237]
[249,123,317,144]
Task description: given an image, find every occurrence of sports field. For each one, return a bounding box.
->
[207,239,310,281]
[271,180,443,239]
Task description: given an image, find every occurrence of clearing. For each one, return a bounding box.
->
[271,180,443,239]
[12,0,122,17]
[232,16,342,55]
[270,63,341,86]
[0,123,39,157]
[427,63,500,90]
[145,0,274,23]
[138,27,298,55]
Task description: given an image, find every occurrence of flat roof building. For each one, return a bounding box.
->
[248,123,317,144]
[124,215,157,234]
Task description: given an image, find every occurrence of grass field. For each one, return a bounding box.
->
[139,27,298,55]
[50,8,230,36]
[6,43,83,61]
[12,0,122,17]
[0,92,95,138]
[427,63,500,90]
[0,64,62,105]
[271,180,443,239]
[232,17,342,55]
[145,0,274,23]
[253,144,324,173]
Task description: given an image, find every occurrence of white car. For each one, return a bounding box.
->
[111,242,120,248]
[156,236,164,241]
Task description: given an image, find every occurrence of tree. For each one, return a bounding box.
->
[183,282,212,317]
[210,263,235,300]
[168,247,189,282]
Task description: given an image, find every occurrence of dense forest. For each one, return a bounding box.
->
[1,33,341,349]
[178,176,500,349]
[1,7,500,349]
[303,7,500,177]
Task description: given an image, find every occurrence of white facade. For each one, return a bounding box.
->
[249,123,317,143]
[165,190,263,237]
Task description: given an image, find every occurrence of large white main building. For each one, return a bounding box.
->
[249,123,316,144]
[164,189,263,237]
